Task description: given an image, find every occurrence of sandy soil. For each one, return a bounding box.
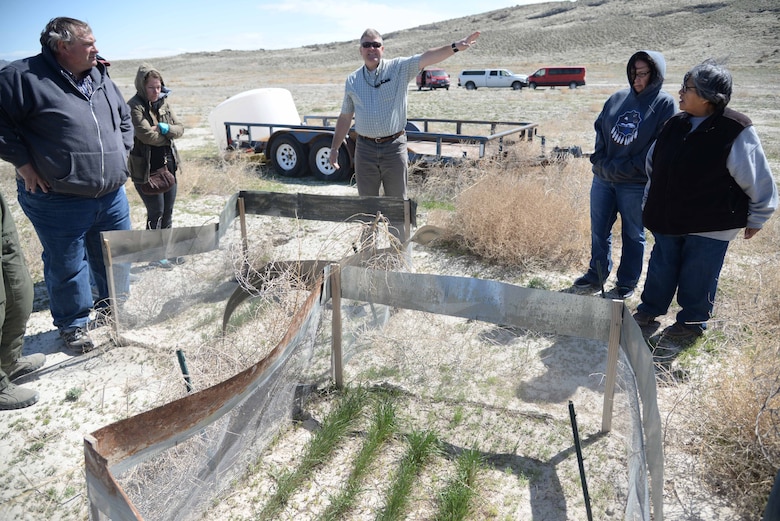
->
[0,171,741,521]
[3,1,777,517]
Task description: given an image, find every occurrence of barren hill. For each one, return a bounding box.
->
[110,0,780,81]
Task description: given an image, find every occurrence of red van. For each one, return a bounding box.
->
[528,66,586,89]
[416,68,450,90]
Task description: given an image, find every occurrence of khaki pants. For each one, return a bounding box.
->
[354,135,408,199]
[0,193,34,391]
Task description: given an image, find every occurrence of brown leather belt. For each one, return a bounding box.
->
[358,130,405,144]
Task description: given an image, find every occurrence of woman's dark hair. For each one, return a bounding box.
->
[40,17,91,53]
[628,51,657,86]
[685,59,732,110]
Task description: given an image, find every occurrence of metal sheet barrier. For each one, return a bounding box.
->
[87,191,662,521]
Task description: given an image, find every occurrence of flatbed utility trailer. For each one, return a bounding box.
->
[223,116,538,182]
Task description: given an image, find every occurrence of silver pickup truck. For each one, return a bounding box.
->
[458,68,529,90]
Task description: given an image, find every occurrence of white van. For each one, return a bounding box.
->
[457,69,529,90]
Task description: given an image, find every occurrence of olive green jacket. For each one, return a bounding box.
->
[127,64,184,184]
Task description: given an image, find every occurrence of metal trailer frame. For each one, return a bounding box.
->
[223,116,538,179]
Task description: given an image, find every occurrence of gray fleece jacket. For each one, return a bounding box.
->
[0,46,133,197]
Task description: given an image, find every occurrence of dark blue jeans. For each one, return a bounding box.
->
[638,232,730,329]
[583,176,646,288]
[17,182,131,332]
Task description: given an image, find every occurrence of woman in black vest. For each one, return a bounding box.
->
[633,60,777,340]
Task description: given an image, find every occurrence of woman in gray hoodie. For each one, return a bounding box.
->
[574,50,676,299]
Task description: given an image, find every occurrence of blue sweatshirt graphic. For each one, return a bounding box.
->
[590,50,676,184]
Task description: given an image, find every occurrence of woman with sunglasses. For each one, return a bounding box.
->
[329,29,479,207]
[634,59,777,340]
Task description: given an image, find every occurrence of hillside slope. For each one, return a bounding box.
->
[111,0,780,79]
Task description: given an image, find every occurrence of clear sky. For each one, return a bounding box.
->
[0,0,556,61]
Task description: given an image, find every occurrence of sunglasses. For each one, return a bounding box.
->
[361,41,382,49]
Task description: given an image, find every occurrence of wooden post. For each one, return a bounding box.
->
[601,299,623,432]
[330,264,343,389]
[238,196,248,277]
[102,237,120,337]
[403,199,411,244]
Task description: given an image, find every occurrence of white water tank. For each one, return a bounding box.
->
[208,88,300,151]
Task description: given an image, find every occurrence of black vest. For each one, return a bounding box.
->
[643,108,752,235]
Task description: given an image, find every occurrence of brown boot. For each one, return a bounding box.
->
[0,383,39,410]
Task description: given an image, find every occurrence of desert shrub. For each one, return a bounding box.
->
[443,155,591,271]
[410,160,489,205]
[694,342,780,515]
[176,156,265,197]
[410,140,546,205]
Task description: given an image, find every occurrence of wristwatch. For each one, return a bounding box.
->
[451,42,459,53]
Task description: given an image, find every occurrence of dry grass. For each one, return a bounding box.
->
[695,349,780,514]
[443,152,590,270]
[683,228,780,514]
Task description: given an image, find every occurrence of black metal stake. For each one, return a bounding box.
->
[569,400,594,521]
[176,349,193,393]
[596,260,606,298]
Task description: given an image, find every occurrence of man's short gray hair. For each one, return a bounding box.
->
[40,17,91,53]
[360,28,383,43]
[685,59,732,110]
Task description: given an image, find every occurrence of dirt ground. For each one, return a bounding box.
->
[2,1,778,517]
[0,169,744,521]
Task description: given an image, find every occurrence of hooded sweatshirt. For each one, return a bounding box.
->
[0,46,133,197]
[127,64,184,184]
[590,50,676,184]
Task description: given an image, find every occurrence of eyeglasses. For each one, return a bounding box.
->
[681,83,698,93]
[361,41,382,49]
[633,70,651,79]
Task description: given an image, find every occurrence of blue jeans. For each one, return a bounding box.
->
[638,232,730,329]
[17,181,131,332]
[583,176,646,288]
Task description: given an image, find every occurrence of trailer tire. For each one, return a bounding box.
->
[270,135,308,177]
[309,137,350,182]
